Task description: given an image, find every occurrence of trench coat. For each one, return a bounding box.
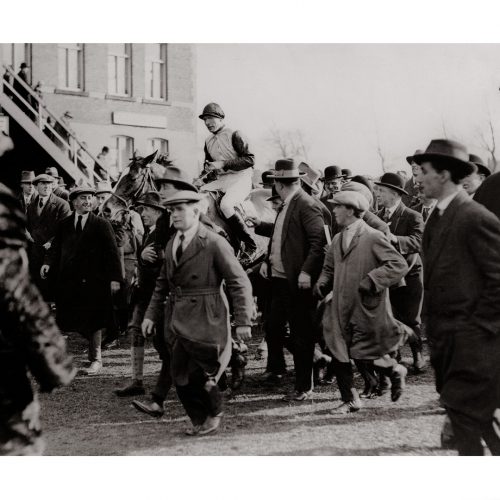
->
[0,183,74,455]
[145,223,253,384]
[422,190,500,422]
[47,212,123,336]
[316,220,409,362]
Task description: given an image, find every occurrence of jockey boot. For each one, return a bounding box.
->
[226,213,258,256]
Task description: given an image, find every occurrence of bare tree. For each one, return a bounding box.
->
[265,125,310,160]
[477,117,498,173]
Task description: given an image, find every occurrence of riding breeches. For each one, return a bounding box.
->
[202,168,253,218]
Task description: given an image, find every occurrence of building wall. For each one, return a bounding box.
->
[6,43,198,177]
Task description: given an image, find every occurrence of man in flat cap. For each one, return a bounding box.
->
[375,172,425,371]
[315,191,410,412]
[198,102,258,265]
[143,190,253,435]
[415,138,500,455]
[26,173,71,298]
[42,187,122,375]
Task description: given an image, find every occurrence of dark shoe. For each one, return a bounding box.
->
[377,375,391,396]
[262,372,284,387]
[198,414,223,435]
[114,381,145,397]
[282,390,313,402]
[412,352,427,372]
[390,364,407,402]
[331,400,362,414]
[132,400,164,418]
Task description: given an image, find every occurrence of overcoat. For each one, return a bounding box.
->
[316,220,408,362]
[47,212,123,335]
[474,170,500,220]
[256,189,326,285]
[422,190,500,422]
[145,223,253,382]
[402,177,419,207]
[26,193,71,287]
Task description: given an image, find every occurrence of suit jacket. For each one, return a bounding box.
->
[422,189,500,421]
[26,193,71,246]
[402,177,419,207]
[378,201,423,276]
[474,171,500,221]
[17,192,32,213]
[47,212,123,334]
[412,202,436,223]
[256,189,326,285]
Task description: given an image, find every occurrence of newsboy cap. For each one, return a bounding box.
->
[341,181,373,207]
[33,174,56,185]
[69,186,95,201]
[328,191,370,212]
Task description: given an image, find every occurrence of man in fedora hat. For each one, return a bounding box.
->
[198,102,258,265]
[320,165,344,223]
[18,170,35,213]
[414,138,500,455]
[42,186,122,376]
[315,191,410,412]
[94,180,113,216]
[143,190,253,435]
[45,166,69,201]
[248,158,326,401]
[26,173,71,298]
[299,161,332,228]
[115,192,168,399]
[402,149,424,207]
[462,154,491,199]
[375,172,425,371]
[341,168,353,184]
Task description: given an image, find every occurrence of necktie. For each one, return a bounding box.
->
[39,198,43,209]
[384,208,391,222]
[422,207,430,222]
[76,215,83,234]
[176,234,185,263]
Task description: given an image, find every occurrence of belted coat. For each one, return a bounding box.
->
[145,222,253,353]
[316,220,409,362]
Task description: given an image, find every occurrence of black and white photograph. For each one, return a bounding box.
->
[2,1,500,498]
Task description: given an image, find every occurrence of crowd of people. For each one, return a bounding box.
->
[1,101,500,456]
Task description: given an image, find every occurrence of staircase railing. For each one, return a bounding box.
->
[1,64,105,186]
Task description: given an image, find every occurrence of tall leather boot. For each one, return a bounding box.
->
[226,213,258,257]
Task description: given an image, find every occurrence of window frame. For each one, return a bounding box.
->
[144,44,167,101]
[108,43,132,97]
[57,43,84,91]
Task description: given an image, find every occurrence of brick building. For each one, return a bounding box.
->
[0,43,197,188]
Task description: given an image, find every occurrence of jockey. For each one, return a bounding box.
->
[199,102,258,263]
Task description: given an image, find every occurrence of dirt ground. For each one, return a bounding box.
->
[39,329,455,456]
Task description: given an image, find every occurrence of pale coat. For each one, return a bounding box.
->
[145,223,253,381]
[316,220,409,362]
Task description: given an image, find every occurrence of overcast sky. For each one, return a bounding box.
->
[196,44,500,177]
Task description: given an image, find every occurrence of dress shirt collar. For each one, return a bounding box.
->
[385,199,401,218]
[74,211,90,229]
[436,189,461,215]
[176,220,200,247]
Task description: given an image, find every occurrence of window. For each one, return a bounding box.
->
[109,136,134,179]
[58,44,84,90]
[147,138,169,156]
[144,44,167,100]
[108,44,132,96]
[1,44,32,82]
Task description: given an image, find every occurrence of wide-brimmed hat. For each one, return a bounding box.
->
[155,166,198,192]
[268,158,306,180]
[260,170,274,187]
[134,191,165,211]
[412,139,476,175]
[341,168,353,180]
[45,166,60,179]
[199,102,225,120]
[20,170,35,183]
[33,173,56,185]
[341,181,374,206]
[406,149,424,165]
[298,161,321,191]
[163,190,205,206]
[469,154,491,177]
[95,181,113,195]
[375,172,408,196]
[328,191,370,212]
[69,186,95,201]
[322,165,343,182]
